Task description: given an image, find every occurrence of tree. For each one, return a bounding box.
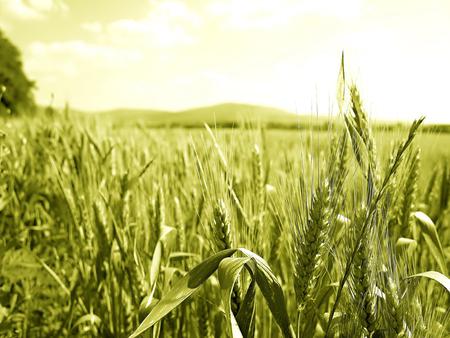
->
[0,29,35,115]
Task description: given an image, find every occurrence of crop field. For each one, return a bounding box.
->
[1,89,450,338]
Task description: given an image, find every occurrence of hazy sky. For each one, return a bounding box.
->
[1,0,450,122]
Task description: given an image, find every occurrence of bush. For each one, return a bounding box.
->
[0,29,35,115]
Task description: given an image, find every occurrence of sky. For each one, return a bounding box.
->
[1,0,450,122]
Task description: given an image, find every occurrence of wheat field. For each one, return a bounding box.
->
[0,86,449,337]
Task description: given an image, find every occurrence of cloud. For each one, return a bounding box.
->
[28,40,142,66]
[81,22,103,34]
[0,0,68,20]
[1,0,43,19]
[300,0,364,19]
[207,0,290,29]
[23,40,145,109]
[207,0,364,29]
[26,40,143,80]
[19,1,203,109]
[106,0,202,48]
[28,0,67,13]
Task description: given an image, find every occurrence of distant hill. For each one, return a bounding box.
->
[171,103,298,125]
[96,108,170,123]
[51,103,450,131]
[94,103,306,128]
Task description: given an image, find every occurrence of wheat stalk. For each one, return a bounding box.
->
[211,199,242,315]
[294,181,330,314]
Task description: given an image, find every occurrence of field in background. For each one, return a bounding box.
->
[0,104,449,337]
[93,102,311,128]
[82,102,450,132]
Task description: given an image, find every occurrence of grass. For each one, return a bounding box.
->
[0,85,450,337]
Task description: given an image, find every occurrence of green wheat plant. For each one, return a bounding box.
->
[1,57,450,338]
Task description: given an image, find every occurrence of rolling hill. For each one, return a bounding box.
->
[94,103,304,127]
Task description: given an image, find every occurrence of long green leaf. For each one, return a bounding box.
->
[150,241,162,287]
[139,241,163,320]
[140,225,175,319]
[129,248,237,338]
[413,212,448,275]
[239,248,295,338]
[406,271,450,293]
[34,254,70,296]
[218,257,251,338]
[396,237,417,256]
[236,279,257,338]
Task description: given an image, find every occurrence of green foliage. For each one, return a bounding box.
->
[407,271,450,293]
[0,29,35,115]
